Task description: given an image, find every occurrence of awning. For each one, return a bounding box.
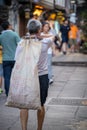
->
[31,0,66,10]
[37,0,54,9]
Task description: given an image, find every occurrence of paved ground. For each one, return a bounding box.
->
[52,52,87,66]
[0,53,87,130]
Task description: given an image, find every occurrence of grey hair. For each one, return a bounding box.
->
[27,19,42,34]
[27,19,42,29]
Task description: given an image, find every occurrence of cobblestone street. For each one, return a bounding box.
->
[0,53,87,130]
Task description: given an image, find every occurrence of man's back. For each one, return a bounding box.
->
[0,30,20,61]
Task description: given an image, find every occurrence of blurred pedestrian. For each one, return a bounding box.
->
[0,26,3,94]
[49,18,57,36]
[60,19,70,54]
[0,45,3,94]
[54,16,60,35]
[68,22,78,53]
[27,13,39,30]
[48,18,60,50]
[0,21,20,96]
[41,21,54,84]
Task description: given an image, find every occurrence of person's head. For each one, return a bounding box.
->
[77,25,80,29]
[63,19,69,25]
[28,19,42,35]
[70,22,74,26]
[33,14,38,20]
[42,22,50,33]
[9,24,14,31]
[1,21,11,30]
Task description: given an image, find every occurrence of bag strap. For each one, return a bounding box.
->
[22,35,37,39]
[22,35,41,44]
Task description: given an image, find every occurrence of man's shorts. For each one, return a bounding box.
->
[69,39,77,46]
[39,74,49,106]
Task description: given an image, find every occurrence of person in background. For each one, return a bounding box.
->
[41,22,55,84]
[49,18,57,36]
[27,13,38,30]
[68,22,78,53]
[0,45,3,94]
[49,18,61,52]
[60,19,70,54]
[0,26,3,94]
[0,21,20,96]
[54,16,60,35]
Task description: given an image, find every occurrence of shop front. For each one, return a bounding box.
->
[18,0,55,36]
[0,0,11,24]
[18,0,45,36]
[18,0,67,36]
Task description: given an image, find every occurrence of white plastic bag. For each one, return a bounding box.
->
[5,39,41,110]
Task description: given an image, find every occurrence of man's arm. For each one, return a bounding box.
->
[37,34,53,40]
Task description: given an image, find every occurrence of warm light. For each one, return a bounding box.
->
[25,12,30,19]
[49,13,56,20]
[33,5,43,16]
[33,9,43,16]
[35,5,43,9]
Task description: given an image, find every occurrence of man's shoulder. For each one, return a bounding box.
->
[9,30,19,37]
[9,30,17,34]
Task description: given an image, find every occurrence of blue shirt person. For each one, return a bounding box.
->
[0,21,20,96]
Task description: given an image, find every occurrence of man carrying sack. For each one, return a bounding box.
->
[6,19,54,130]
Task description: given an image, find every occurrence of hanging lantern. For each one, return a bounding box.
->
[24,8,30,19]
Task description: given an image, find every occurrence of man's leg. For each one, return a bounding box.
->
[3,61,12,96]
[48,54,53,84]
[62,42,67,54]
[37,106,45,130]
[38,74,49,130]
[20,109,28,130]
